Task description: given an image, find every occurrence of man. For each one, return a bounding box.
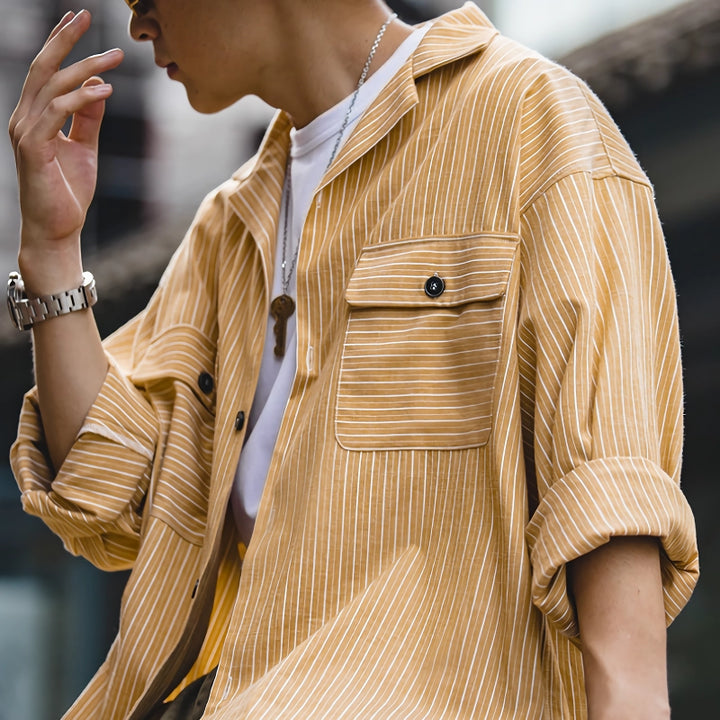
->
[8,1,698,718]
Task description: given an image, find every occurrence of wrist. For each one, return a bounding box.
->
[18,241,84,297]
[7,270,98,331]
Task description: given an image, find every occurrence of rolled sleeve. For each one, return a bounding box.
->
[10,357,158,570]
[526,456,698,637]
[519,172,699,637]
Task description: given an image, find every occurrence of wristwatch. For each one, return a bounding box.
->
[7,270,98,331]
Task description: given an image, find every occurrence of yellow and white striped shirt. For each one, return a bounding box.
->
[12,4,698,719]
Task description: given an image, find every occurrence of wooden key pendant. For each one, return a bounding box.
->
[270,294,296,357]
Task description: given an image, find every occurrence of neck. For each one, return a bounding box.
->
[259,1,413,128]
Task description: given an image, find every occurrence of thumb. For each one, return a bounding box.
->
[67,76,110,149]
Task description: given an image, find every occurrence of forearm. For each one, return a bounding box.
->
[20,244,108,472]
[9,9,123,471]
[570,536,670,720]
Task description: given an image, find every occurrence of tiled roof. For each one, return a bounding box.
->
[559,0,720,109]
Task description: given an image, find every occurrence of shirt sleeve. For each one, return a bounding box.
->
[518,171,699,638]
[10,186,225,571]
[10,353,158,571]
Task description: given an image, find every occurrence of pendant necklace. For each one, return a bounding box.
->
[270,12,397,357]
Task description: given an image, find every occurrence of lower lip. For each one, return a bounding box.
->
[166,63,179,78]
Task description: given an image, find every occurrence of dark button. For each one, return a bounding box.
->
[424,274,446,298]
[198,371,214,394]
[234,411,246,432]
[191,579,199,599]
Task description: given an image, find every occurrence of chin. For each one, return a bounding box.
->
[186,95,225,114]
[185,87,240,115]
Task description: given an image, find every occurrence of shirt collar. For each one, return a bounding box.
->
[411,2,498,80]
[228,2,498,242]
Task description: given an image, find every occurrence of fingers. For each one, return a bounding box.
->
[23,82,114,153]
[29,47,124,122]
[24,10,93,104]
[68,77,110,149]
[11,10,122,136]
[10,59,120,157]
[43,11,77,49]
[9,9,124,153]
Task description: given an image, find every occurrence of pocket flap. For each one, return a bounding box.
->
[130,324,217,411]
[345,234,517,308]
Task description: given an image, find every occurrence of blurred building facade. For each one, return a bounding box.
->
[1,0,717,717]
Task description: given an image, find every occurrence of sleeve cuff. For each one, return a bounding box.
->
[11,356,158,544]
[526,456,699,637]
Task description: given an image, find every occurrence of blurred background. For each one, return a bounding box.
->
[1,0,718,717]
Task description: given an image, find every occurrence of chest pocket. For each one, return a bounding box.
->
[336,234,517,451]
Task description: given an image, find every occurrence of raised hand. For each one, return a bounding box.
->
[8,9,124,292]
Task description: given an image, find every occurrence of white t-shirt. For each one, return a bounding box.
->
[231,25,430,545]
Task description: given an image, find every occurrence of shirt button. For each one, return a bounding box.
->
[234,411,246,432]
[424,274,446,298]
[198,372,214,394]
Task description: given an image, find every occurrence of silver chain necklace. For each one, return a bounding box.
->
[270,12,397,357]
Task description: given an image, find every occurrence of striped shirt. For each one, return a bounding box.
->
[11,4,698,719]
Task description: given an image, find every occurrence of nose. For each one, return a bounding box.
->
[128,13,159,42]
